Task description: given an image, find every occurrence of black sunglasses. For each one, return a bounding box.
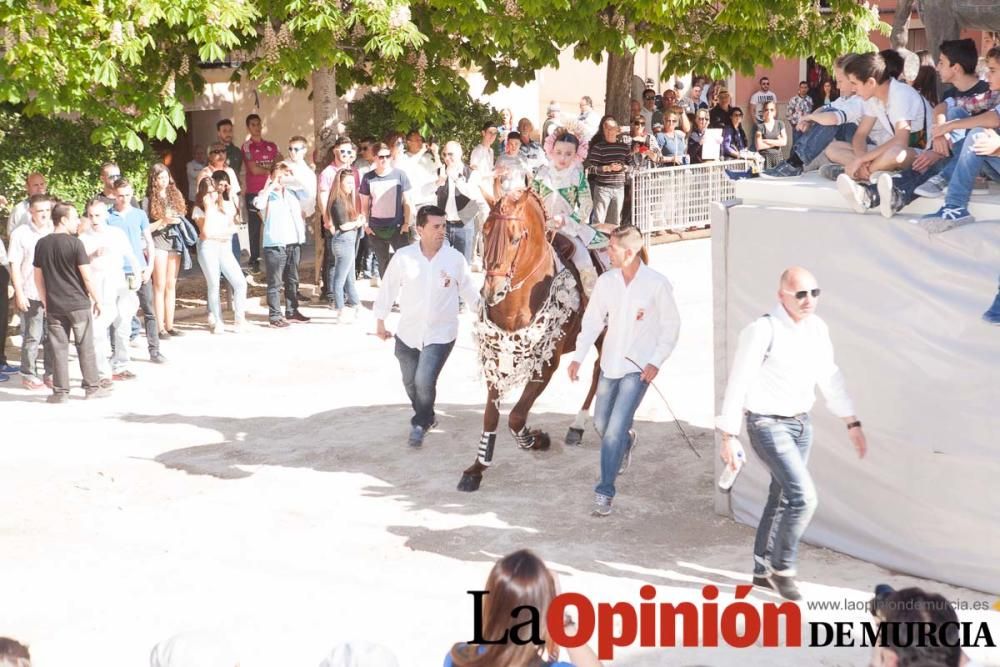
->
[785,288,822,299]
[377,153,391,159]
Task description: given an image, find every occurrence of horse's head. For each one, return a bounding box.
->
[481,189,547,307]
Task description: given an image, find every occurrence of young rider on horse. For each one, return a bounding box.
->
[532,131,613,297]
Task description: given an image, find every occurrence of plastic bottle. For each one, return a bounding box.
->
[718,438,746,492]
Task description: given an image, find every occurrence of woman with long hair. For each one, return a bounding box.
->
[722,106,749,159]
[326,169,364,322]
[811,78,838,108]
[446,550,602,667]
[192,176,247,333]
[911,64,940,106]
[145,163,187,337]
[583,114,630,227]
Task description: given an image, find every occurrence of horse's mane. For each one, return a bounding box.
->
[494,188,546,227]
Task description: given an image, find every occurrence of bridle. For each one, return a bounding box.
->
[483,203,550,304]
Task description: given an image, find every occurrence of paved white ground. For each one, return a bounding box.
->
[2,239,997,666]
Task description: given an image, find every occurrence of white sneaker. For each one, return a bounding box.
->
[207,312,217,327]
[369,276,380,288]
[212,321,225,335]
[233,317,248,333]
[342,307,356,324]
[836,174,874,214]
[914,174,946,198]
[331,309,342,324]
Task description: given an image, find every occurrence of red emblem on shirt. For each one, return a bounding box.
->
[636,308,646,321]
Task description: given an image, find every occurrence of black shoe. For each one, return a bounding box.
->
[752,576,773,590]
[166,328,183,337]
[766,573,802,601]
[288,310,311,323]
[149,353,167,364]
[46,393,69,404]
[269,318,290,328]
[158,330,170,339]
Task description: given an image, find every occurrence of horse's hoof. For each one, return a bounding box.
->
[531,431,551,451]
[457,473,482,492]
[565,427,584,447]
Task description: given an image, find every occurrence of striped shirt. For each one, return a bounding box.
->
[584,140,631,187]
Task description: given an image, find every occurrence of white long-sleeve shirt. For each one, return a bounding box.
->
[573,263,681,379]
[373,242,480,350]
[716,304,856,436]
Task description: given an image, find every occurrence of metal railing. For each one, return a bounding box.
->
[630,159,750,246]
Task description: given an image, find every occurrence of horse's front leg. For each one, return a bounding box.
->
[457,385,501,492]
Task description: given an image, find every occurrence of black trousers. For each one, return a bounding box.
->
[369,229,409,277]
[47,307,99,394]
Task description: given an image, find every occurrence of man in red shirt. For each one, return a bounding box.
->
[241,113,281,272]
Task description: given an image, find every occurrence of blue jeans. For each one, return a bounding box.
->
[593,372,649,498]
[792,108,857,165]
[746,412,817,576]
[329,230,360,310]
[393,337,455,429]
[446,222,474,263]
[198,239,248,322]
[945,127,1000,210]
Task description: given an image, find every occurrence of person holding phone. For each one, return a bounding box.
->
[325,169,364,323]
[583,115,631,227]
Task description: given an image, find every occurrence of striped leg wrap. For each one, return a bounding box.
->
[513,426,534,450]
[477,432,497,466]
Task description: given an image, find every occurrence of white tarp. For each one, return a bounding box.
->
[712,200,1000,594]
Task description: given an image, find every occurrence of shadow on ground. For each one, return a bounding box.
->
[120,404,768,600]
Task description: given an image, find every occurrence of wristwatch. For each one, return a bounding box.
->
[846,421,862,430]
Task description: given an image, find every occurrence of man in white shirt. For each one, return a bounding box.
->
[578,96,600,137]
[373,205,480,448]
[716,266,867,601]
[80,198,141,385]
[396,130,441,211]
[6,172,47,237]
[185,144,207,205]
[567,226,681,518]
[9,193,53,389]
[469,122,499,177]
[749,76,778,123]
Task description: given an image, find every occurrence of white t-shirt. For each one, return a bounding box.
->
[469,144,495,176]
[863,79,928,146]
[750,90,777,121]
[192,201,239,241]
[81,226,133,290]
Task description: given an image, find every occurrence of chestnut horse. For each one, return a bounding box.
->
[457,189,603,492]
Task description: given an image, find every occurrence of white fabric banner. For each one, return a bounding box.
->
[712,201,1000,594]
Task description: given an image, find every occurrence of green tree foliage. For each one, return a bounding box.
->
[0,0,886,150]
[0,108,154,229]
[345,88,499,156]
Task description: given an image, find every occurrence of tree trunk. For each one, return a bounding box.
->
[605,50,635,125]
[890,0,915,50]
[312,67,338,285]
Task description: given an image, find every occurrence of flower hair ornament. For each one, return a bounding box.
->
[543,121,589,162]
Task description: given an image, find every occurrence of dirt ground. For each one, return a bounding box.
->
[1,239,997,667]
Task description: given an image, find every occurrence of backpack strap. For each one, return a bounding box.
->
[761,313,775,364]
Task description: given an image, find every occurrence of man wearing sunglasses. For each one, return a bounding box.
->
[716,266,868,601]
[359,142,413,280]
